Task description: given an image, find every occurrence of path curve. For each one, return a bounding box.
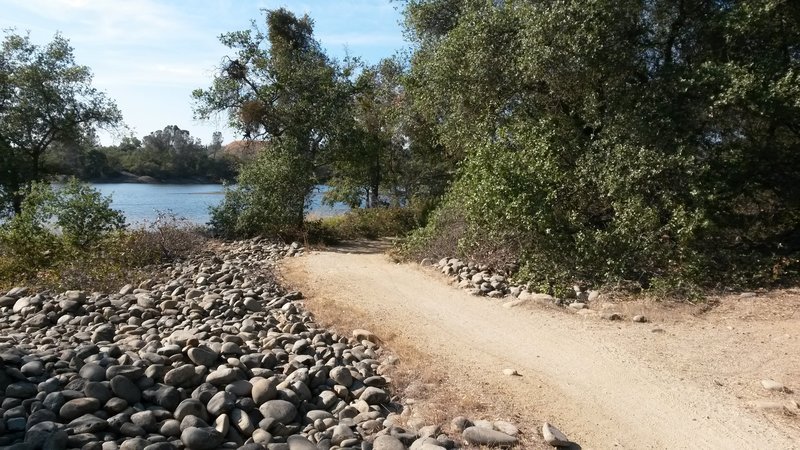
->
[281,245,800,449]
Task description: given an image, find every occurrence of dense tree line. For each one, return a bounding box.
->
[42,126,236,183]
[3,1,798,292]
[0,30,236,218]
[0,31,121,215]
[196,2,799,291]
[399,0,800,292]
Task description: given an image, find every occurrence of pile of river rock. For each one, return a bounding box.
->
[431,257,601,309]
[0,240,532,450]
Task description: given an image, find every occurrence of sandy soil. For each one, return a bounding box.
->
[280,242,800,449]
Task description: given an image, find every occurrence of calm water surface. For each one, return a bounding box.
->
[91,183,348,225]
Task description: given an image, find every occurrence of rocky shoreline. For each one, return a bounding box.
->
[0,240,541,450]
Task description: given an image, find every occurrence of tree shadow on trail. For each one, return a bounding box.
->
[318,238,395,255]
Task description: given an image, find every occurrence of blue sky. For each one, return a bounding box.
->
[2,0,408,145]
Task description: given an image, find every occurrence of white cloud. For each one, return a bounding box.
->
[4,0,197,44]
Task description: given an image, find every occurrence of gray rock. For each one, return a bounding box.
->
[7,381,38,398]
[258,400,297,424]
[331,424,355,445]
[68,413,109,433]
[187,347,218,367]
[164,364,197,387]
[230,408,254,435]
[761,379,787,392]
[360,387,389,405]
[80,363,107,381]
[329,366,353,387]
[207,391,236,416]
[21,360,45,377]
[106,365,144,380]
[92,324,115,343]
[493,421,519,436]
[120,437,150,450]
[142,444,175,450]
[181,426,224,450]
[542,422,571,447]
[175,398,209,422]
[84,381,113,405]
[206,367,239,385]
[373,435,407,450]
[110,375,141,404]
[130,410,157,430]
[462,426,518,446]
[450,416,472,433]
[251,377,277,405]
[60,397,100,421]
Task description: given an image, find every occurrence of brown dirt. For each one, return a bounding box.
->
[280,242,800,450]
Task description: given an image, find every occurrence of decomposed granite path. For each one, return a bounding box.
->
[281,243,800,450]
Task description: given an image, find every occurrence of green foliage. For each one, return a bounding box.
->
[311,206,426,242]
[0,183,205,291]
[326,56,457,210]
[195,8,357,237]
[0,180,125,282]
[50,179,126,247]
[0,30,121,213]
[0,183,63,272]
[400,0,800,292]
[210,145,313,238]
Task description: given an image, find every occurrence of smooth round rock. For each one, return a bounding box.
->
[187,347,218,367]
[251,378,277,405]
[287,435,317,450]
[79,363,107,382]
[60,398,100,421]
[258,400,296,424]
[181,426,224,450]
[110,375,141,404]
[462,426,518,446]
[542,422,571,447]
[372,435,406,450]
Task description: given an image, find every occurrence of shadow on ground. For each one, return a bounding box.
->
[315,238,395,255]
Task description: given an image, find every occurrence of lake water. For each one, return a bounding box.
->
[90,183,349,225]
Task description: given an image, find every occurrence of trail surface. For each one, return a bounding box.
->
[281,243,800,449]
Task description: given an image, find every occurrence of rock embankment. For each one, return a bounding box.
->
[1,240,522,450]
[430,257,630,320]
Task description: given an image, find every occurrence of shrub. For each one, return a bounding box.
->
[0,182,206,291]
[311,206,425,242]
[50,178,126,247]
[123,212,207,266]
[400,1,800,295]
[210,146,314,238]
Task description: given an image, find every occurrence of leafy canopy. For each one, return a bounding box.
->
[0,30,121,214]
[401,0,800,292]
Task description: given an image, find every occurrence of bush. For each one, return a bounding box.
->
[210,146,314,238]
[123,212,207,266]
[399,1,800,295]
[0,183,64,276]
[311,206,425,242]
[0,181,206,291]
[51,179,127,247]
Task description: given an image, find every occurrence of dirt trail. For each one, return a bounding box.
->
[281,243,800,449]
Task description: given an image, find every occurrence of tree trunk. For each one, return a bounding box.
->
[369,155,381,208]
[11,193,23,215]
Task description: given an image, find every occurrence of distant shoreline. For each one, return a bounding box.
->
[56,172,230,185]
